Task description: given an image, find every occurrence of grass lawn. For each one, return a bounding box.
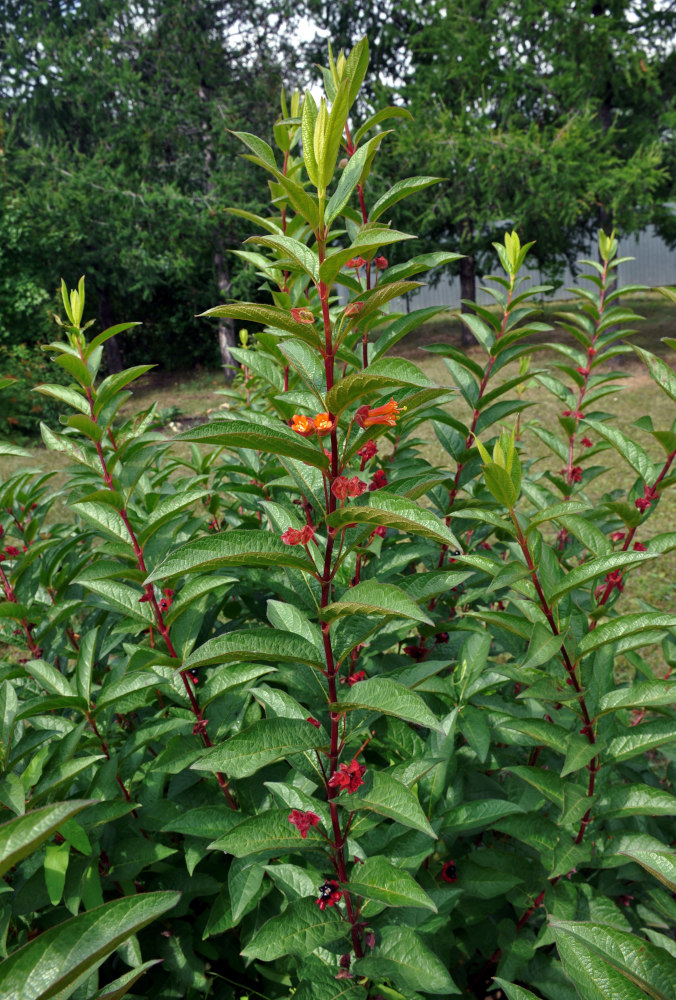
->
[4,293,676,669]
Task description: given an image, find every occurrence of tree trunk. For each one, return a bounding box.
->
[98,287,123,373]
[459,254,477,347]
[214,237,238,377]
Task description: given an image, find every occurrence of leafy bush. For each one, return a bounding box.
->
[1,38,675,1000]
[0,343,70,437]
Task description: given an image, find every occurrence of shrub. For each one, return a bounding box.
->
[0,38,675,1000]
[0,343,69,437]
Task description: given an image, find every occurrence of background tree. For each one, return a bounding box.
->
[304,0,676,336]
[1,0,299,372]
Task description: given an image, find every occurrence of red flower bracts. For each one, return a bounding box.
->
[374,255,388,269]
[346,670,365,686]
[290,307,315,324]
[369,469,388,491]
[281,525,315,546]
[288,809,320,839]
[441,860,458,883]
[331,476,367,500]
[357,440,378,469]
[159,588,174,613]
[329,760,366,794]
[316,878,343,910]
[635,484,658,511]
[345,257,366,269]
[581,437,593,448]
[356,398,403,428]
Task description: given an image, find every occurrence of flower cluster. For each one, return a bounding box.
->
[291,412,334,437]
[331,476,367,500]
[356,398,403,428]
[635,483,658,511]
[346,670,365,686]
[288,809,320,839]
[159,588,174,612]
[316,878,343,910]
[369,469,388,491]
[357,440,377,469]
[328,759,366,794]
[441,860,458,883]
[281,525,315,546]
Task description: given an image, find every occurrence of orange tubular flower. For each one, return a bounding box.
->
[314,412,334,436]
[291,414,315,436]
[355,398,404,429]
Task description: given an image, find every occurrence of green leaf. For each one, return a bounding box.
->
[229,858,266,924]
[560,736,600,777]
[326,492,462,549]
[241,897,343,960]
[209,809,324,857]
[177,417,329,469]
[183,628,324,672]
[319,228,416,286]
[75,502,129,543]
[326,134,388,225]
[333,677,443,732]
[549,552,655,602]
[146,529,316,583]
[633,345,676,404]
[346,856,436,911]
[323,581,432,624]
[554,933,648,1000]
[370,176,445,222]
[352,925,459,995]
[136,490,209,544]
[549,919,676,1000]
[90,962,162,1000]
[44,843,69,906]
[294,969,367,1000]
[353,104,412,145]
[246,234,319,280]
[597,681,676,716]
[607,720,676,763]
[493,979,546,1000]
[346,770,436,838]
[578,614,676,656]
[583,419,655,482]
[23,659,75,698]
[442,799,524,834]
[598,783,676,818]
[75,628,98,704]
[33,383,89,414]
[78,579,154,624]
[617,842,676,893]
[0,891,179,1000]
[191,718,325,778]
[0,801,93,877]
[324,357,432,417]
[88,322,140,352]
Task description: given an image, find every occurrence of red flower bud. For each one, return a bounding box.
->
[374,256,388,269]
[290,307,316,324]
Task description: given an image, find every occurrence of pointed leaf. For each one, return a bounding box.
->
[0,891,179,1000]
[352,925,459,995]
[323,581,432,624]
[146,530,315,582]
[333,677,443,732]
[241,897,343,960]
[326,492,462,549]
[347,856,436,911]
[0,801,94,877]
[192,718,326,778]
[183,628,324,672]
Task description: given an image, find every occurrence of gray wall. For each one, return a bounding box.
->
[389,227,676,313]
